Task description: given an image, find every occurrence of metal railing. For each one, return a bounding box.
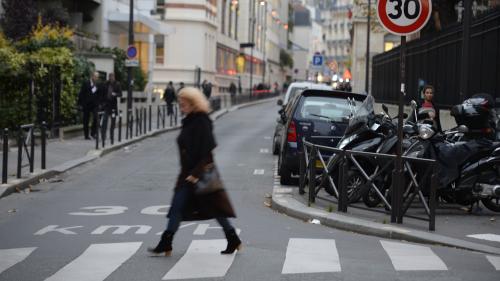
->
[1,122,47,184]
[300,139,438,230]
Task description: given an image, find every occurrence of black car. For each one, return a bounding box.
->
[277,89,366,185]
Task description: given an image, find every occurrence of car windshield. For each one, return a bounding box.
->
[296,96,361,122]
[344,95,374,135]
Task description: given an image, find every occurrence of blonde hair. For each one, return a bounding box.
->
[178,87,211,113]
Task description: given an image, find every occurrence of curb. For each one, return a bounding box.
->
[0,98,274,199]
[271,188,500,255]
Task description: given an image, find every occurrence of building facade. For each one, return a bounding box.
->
[152,0,289,95]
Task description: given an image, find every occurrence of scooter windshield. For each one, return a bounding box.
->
[344,95,375,136]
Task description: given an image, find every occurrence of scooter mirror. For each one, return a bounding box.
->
[458,125,469,133]
[382,104,389,114]
[410,100,417,109]
[277,99,283,106]
[403,113,408,119]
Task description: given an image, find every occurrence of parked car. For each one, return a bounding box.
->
[277,89,366,185]
[273,82,333,155]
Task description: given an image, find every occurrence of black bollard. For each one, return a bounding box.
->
[17,128,22,179]
[2,128,8,184]
[41,122,46,170]
[29,126,34,173]
[143,108,147,134]
[118,111,122,143]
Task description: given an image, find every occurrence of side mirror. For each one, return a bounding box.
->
[410,100,417,109]
[277,99,283,106]
[458,125,469,133]
[403,113,408,119]
[382,104,389,114]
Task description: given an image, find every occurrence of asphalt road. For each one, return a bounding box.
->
[0,100,499,281]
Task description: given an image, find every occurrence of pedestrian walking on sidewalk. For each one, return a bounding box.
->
[164,81,176,116]
[202,80,212,99]
[229,82,237,103]
[100,73,122,143]
[78,71,101,140]
[148,87,241,256]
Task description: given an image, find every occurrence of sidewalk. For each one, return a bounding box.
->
[271,166,500,256]
[0,98,273,199]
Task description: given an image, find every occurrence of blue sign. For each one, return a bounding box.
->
[312,54,323,66]
[127,46,137,59]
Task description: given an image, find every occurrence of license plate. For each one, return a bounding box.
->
[315,160,324,169]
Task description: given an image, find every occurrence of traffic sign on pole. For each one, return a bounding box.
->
[126,45,139,67]
[377,0,432,36]
[311,53,323,71]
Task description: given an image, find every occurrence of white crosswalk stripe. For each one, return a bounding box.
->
[4,238,500,279]
[467,233,500,243]
[0,247,37,274]
[44,242,142,281]
[486,255,500,270]
[282,238,341,274]
[381,240,448,271]
[162,239,236,280]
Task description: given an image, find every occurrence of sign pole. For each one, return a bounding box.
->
[127,0,134,138]
[392,35,406,224]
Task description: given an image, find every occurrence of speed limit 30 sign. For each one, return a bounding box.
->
[377,0,432,35]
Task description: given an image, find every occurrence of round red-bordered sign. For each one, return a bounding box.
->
[377,0,432,35]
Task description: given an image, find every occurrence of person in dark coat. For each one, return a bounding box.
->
[78,71,101,140]
[414,85,442,132]
[164,81,176,116]
[100,73,122,144]
[148,87,241,256]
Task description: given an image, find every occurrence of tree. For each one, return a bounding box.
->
[41,2,70,26]
[0,0,38,41]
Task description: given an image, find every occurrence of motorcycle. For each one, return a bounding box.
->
[403,98,500,212]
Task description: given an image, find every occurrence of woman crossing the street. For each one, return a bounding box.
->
[148,87,241,256]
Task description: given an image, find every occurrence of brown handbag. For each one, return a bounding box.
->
[195,163,224,195]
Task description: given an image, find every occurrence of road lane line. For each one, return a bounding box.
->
[282,238,341,274]
[486,255,500,270]
[0,247,36,274]
[467,234,500,243]
[380,240,447,271]
[44,242,142,281]
[162,240,236,280]
[253,169,265,175]
[260,149,269,153]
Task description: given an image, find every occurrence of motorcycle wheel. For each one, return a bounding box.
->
[346,170,366,203]
[363,187,382,207]
[481,197,500,212]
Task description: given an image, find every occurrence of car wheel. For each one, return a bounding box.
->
[279,153,292,185]
[272,134,280,155]
[346,170,366,203]
[280,165,292,185]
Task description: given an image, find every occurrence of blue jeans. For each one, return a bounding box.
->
[166,186,234,233]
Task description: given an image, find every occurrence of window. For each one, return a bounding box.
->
[295,96,360,122]
[155,35,164,64]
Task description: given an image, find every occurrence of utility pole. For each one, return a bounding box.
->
[365,0,371,94]
[459,0,471,102]
[126,0,134,136]
[249,0,255,98]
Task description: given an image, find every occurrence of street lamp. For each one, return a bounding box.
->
[126,0,134,139]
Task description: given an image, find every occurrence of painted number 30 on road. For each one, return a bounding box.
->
[377,0,432,35]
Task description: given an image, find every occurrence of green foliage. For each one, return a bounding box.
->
[0,23,79,129]
[91,46,148,91]
[280,49,294,70]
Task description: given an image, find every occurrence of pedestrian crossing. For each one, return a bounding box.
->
[0,238,499,280]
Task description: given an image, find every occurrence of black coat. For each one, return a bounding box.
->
[168,112,236,221]
[78,80,101,109]
[164,86,176,104]
[101,81,122,113]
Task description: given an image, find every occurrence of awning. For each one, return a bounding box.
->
[107,11,174,35]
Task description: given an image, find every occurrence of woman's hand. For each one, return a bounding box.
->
[186,175,199,184]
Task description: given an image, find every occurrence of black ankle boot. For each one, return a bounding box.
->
[148,231,173,256]
[221,229,242,254]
